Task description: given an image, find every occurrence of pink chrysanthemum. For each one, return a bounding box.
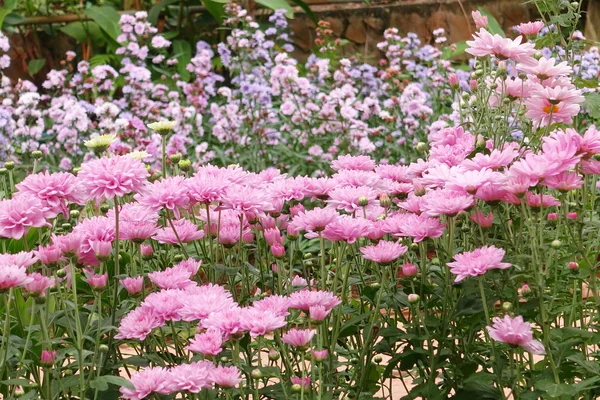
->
[0,251,37,269]
[23,272,55,296]
[525,85,584,126]
[253,294,291,317]
[239,307,287,337]
[188,328,224,356]
[360,240,407,264]
[517,21,544,36]
[487,315,545,354]
[282,328,316,348]
[448,245,511,282]
[466,28,536,63]
[186,172,229,204]
[0,265,34,291]
[289,207,339,234]
[420,189,474,217]
[331,154,376,171]
[115,306,163,340]
[78,155,149,201]
[121,276,144,295]
[135,176,190,218]
[210,365,242,388]
[120,366,172,400]
[149,264,197,290]
[142,289,185,322]
[201,308,244,338]
[289,290,342,311]
[178,284,237,321]
[167,361,214,393]
[321,215,373,244]
[327,186,379,213]
[0,197,50,240]
[14,171,85,218]
[154,218,205,245]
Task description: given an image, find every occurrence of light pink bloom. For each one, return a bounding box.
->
[331,155,376,171]
[186,172,229,204]
[0,197,50,239]
[85,272,108,289]
[525,85,584,126]
[282,329,316,348]
[24,273,55,297]
[542,171,583,191]
[142,289,185,322]
[518,57,571,80]
[211,365,242,387]
[220,184,272,218]
[188,328,224,356]
[120,366,172,400]
[402,263,418,276]
[154,218,205,245]
[289,290,341,311]
[471,10,488,28]
[0,265,33,291]
[360,240,407,264]
[149,264,196,290]
[289,207,339,234]
[322,215,372,244]
[112,203,159,242]
[384,213,446,242]
[78,155,149,201]
[471,210,494,228]
[421,189,474,217]
[291,376,311,390]
[0,252,37,269]
[309,305,331,321]
[525,192,561,208]
[448,245,511,282]
[239,307,287,337]
[312,349,328,361]
[327,186,378,213]
[253,294,291,317]
[14,171,85,218]
[487,315,545,354]
[135,176,190,218]
[201,308,244,338]
[168,361,214,393]
[115,306,163,340]
[517,21,544,36]
[466,28,536,63]
[178,284,236,321]
[121,276,144,295]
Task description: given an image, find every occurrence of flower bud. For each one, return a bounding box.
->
[551,240,561,249]
[69,209,80,219]
[99,204,110,214]
[567,212,578,220]
[291,384,302,393]
[4,161,15,170]
[402,263,418,277]
[268,349,280,361]
[568,261,578,270]
[408,294,420,303]
[547,212,558,221]
[448,73,459,88]
[312,349,328,361]
[373,355,383,363]
[32,150,43,160]
[170,153,182,164]
[173,254,185,263]
[40,350,56,367]
[179,159,192,171]
[358,196,369,207]
[14,387,25,397]
[496,61,507,78]
[0,168,6,175]
[98,344,109,353]
[56,269,67,278]
[379,193,391,208]
[416,142,428,152]
[251,369,263,379]
[141,245,154,260]
[502,301,512,311]
[271,243,286,258]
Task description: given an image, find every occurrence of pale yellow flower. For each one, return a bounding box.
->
[84,134,117,152]
[147,120,176,135]
[127,150,152,160]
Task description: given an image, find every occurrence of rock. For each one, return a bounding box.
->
[324,17,344,36]
[345,16,367,44]
[365,15,384,32]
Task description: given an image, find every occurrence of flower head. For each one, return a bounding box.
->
[448,245,511,282]
[360,240,407,264]
[487,315,545,354]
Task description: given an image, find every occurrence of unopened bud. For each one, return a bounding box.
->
[179,159,192,171]
[251,369,263,379]
[173,254,184,263]
[4,161,15,170]
[358,196,369,207]
[98,344,109,353]
[69,210,80,219]
[502,301,512,311]
[32,150,43,160]
[100,204,110,214]
[56,269,67,278]
[268,349,280,361]
[551,239,561,249]
[373,355,383,363]
[379,193,391,207]
[408,294,420,303]
[170,153,181,164]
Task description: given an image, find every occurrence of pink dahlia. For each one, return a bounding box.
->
[448,245,511,282]
[282,328,316,348]
[0,197,50,239]
[360,240,408,264]
[78,155,148,202]
[487,315,545,354]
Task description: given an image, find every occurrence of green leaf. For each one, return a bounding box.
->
[201,0,227,22]
[83,6,121,42]
[477,8,505,37]
[90,376,135,391]
[149,0,179,24]
[441,40,468,60]
[172,39,192,81]
[584,92,600,119]
[89,54,112,68]
[253,0,293,18]
[535,380,577,398]
[0,0,17,29]
[60,21,106,45]
[1,379,36,387]
[27,59,46,76]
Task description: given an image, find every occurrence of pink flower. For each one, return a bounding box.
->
[471,10,488,28]
[421,189,474,217]
[201,308,244,338]
[402,263,418,277]
[178,284,236,321]
[0,197,50,239]
[446,168,501,194]
[40,350,56,367]
[121,276,144,295]
[312,349,328,361]
[448,245,511,282]
[135,176,189,218]
[383,213,446,242]
[517,21,544,36]
[14,171,85,218]
[525,85,584,126]
[211,365,242,387]
[174,258,202,276]
[239,307,287,337]
[542,171,583,192]
[471,210,494,228]
[149,264,196,290]
[112,203,159,242]
[89,240,112,261]
[291,376,311,390]
[309,305,331,321]
[289,207,339,234]
[0,252,37,269]
[85,272,108,289]
[282,328,316,348]
[487,315,545,354]
[142,290,185,322]
[331,155,376,171]
[78,155,149,202]
[188,328,224,356]
[0,265,33,291]
[168,361,214,393]
[120,366,172,400]
[271,243,285,258]
[517,57,571,80]
[579,125,600,157]
[115,306,163,340]
[466,28,536,63]
[327,186,378,213]
[289,290,341,311]
[525,192,561,208]
[140,244,153,258]
[154,218,205,245]
[253,294,291,317]
[360,240,407,264]
[321,215,372,244]
[24,273,55,297]
[220,184,272,218]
